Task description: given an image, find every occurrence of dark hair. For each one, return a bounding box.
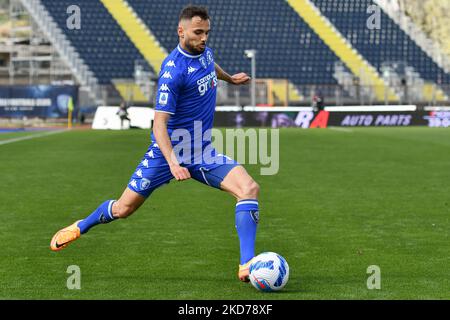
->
[179,5,210,22]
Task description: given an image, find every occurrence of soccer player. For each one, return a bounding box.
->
[50,5,260,282]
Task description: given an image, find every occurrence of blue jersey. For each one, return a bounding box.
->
[152,45,218,152]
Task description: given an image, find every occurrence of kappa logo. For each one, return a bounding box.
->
[140,178,151,190]
[188,66,197,75]
[147,149,155,158]
[130,179,138,189]
[141,159,149,168]
[136,169,143,178]
[159,84,170,92]
[162,71,172,79]
[165,60,176,67]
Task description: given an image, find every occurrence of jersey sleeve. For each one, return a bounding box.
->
[155,62,183,115]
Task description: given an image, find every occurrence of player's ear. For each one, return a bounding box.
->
[178,24,184,38]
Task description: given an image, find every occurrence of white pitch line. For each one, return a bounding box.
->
[0,130,67,146]
[328,126,354,133]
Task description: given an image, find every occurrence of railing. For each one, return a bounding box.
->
[221,82,450,107]
[19,0,103,104]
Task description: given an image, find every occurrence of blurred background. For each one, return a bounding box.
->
[0,0,449,126]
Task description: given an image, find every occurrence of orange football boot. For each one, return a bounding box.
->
[238,258,255,282]
[50,220,82,251]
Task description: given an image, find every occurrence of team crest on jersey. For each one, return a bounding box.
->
[206,51,213,65]
[140,178,151,190]
[199,56,207,69]
[159,92,169,105]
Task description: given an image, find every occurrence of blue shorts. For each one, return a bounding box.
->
[127,143,240,198]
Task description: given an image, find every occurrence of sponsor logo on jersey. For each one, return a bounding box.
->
[159,92,169,105]
[197,71,218,96]
[165,60,176,67]
[162,71,172,79]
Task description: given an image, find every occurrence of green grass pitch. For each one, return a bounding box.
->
[0,127,449,299]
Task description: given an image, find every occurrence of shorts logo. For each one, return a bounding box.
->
[159,92,169,105]
[140,178,151,190]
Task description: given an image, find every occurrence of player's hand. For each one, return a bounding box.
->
[170,164,191,181]
[231,73,251,85]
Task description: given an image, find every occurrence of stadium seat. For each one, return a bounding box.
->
[311,0,450,87]
[41,0,152,84]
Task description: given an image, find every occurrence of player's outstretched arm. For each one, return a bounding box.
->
[153,111,191,181]
[215,63,251,85]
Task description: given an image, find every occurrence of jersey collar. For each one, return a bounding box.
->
[177,45,202,59]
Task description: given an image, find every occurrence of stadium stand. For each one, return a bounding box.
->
[40,0,152,85]
[127,0,343,87]
[35,0,448,104]
[311,0,450,96]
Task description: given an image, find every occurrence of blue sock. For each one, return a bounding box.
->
[77,200,117,234]
[235,199,259,265]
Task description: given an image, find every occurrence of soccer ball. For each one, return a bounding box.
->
[249,252,289,292]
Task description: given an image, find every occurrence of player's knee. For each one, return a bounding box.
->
[238,179,260,200]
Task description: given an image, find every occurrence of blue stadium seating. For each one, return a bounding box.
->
[41,0,151,84]
[39,0,449,96]
[311,0,450,86]
[128,0,343,86]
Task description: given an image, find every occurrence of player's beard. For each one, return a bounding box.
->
[185,41,206,55]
